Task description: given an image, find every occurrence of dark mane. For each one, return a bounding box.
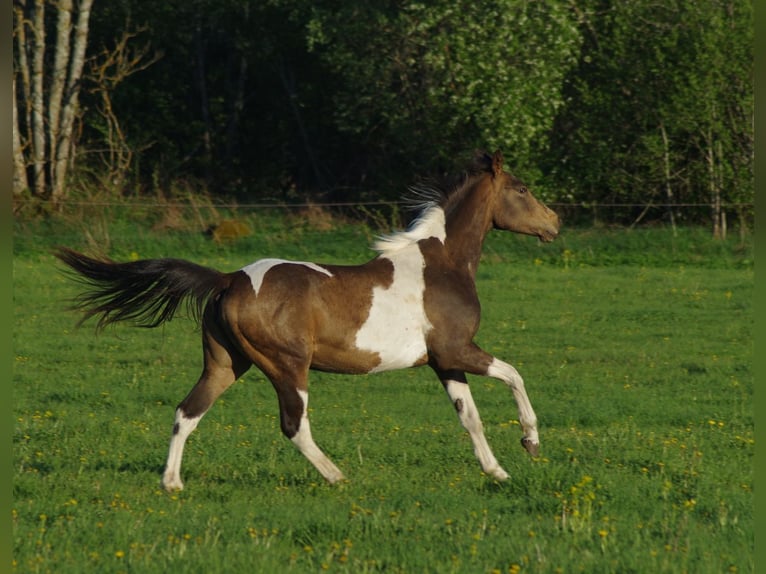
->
[373,151,497,254]
[402,151,495,214]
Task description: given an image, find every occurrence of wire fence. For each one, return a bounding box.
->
[13,197,754,229]
[12,198,754,210]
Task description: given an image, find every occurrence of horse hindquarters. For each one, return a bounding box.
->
[211,271,346,485]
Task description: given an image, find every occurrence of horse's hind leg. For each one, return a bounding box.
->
[161,367,234,491]
[161,322,250,492]
[435,368,509,481]
[270,374,345,484]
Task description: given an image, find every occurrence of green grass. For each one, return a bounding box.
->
[13,213,753,573]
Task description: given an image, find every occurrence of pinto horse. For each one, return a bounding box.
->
[55,150,560,491]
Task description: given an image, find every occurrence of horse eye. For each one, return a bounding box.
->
[518,187,528,194]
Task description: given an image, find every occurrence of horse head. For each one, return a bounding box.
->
[478,150,560,242]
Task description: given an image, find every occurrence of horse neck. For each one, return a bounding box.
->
[441,180,494,277]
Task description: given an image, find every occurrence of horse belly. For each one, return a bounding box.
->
[356,318,429,373]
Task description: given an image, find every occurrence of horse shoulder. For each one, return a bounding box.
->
[421,250,482,346]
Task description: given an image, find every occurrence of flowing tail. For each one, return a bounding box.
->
[54,247,233,331]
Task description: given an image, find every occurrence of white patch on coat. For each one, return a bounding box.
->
[355,246,433,373]
[372,207,446,254]
[241,258,333,296]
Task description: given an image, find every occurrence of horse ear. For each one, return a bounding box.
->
[491,150,504,178]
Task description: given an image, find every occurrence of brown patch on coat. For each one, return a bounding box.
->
[220,258,396,379]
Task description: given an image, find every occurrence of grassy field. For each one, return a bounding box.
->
[13,210,753,573]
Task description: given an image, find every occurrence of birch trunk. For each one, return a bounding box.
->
[706,130,722,240]
[659,123,677,236]
[30,0,45,197]
[716,139,726,240]
[48,0,73,189]
[51,0,94,204]
[14,2,33,151]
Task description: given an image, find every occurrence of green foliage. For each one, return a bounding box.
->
[13,216,753,572]
[303,0,581,189]
[546,0,753,215]
[54,0,752,224]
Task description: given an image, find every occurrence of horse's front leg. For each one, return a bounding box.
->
[432,343,540,458]
[486,358,539,456]
[434,368,509,481]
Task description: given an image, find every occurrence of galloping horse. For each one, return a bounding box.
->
[55,150,560,491]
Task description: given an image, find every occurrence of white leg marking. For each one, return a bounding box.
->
[486,358,539,447]
[444,380,509,480]
[291,390,345,484]
[161,410,203,492]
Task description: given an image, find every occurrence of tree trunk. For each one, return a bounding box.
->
[278,58,325,191]
[737,207,747,244]
[13,76,29,196]
[194,23,214,180]
[30,0,45,197]
[14,0,94,204]
[659,123,677,236]
[51,0,94,205]
[224,52,247,167]
[707,132,724,241]
[14,2,33,152]
[716,139,726,240]
[224,3,248,168]
[48,0,73,190]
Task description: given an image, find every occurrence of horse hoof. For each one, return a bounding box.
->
[521,437,539,457]
[326,475,346,485]
[488,467,509,481]
[162,479,184,492]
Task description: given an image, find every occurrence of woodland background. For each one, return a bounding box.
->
[13,0,753,232]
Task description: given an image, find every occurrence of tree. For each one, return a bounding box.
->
[13,0,95,204]
[87,26,161,189]
[545,0,753,233]
[678,0,753,238]
[302,0,582,194]
[82,0,312,196]
[14,0,751,229]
